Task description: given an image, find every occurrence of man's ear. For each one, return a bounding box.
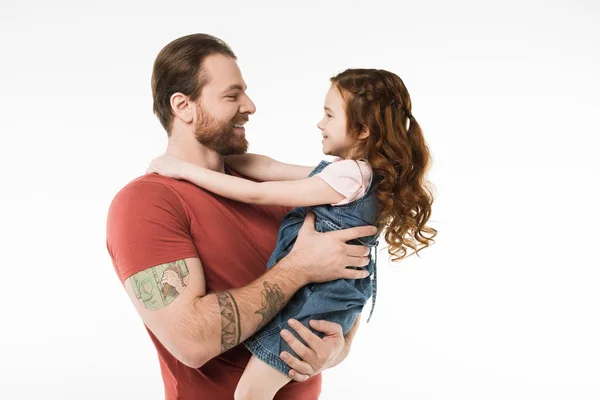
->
[170,93,194,124]
[358,126,370,139]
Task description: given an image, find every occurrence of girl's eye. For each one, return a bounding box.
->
[326,113,333,118]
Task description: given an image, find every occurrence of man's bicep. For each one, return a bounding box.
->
[126,258,205,310]
[123,257,211,366]
[125,257,206,314]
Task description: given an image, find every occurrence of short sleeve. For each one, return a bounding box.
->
[106,180,199,283]
[316,160,372,206]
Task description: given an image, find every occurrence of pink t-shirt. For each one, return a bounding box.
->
[316,158,373,206]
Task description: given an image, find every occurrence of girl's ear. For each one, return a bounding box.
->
[358,126,370,139]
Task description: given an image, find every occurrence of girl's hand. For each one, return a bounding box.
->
[147,155,191,179]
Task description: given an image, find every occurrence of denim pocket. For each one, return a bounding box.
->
[315,219,342,233]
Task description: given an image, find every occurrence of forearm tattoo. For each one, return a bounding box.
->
[217,291,242,352]
[130,260,189,310]
[255,281,285,328]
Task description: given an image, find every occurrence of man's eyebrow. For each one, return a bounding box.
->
[222,84,246,93]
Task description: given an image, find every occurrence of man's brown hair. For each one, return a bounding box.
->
[151,34,236,134]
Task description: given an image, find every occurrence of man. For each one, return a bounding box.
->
[106,33,375,399]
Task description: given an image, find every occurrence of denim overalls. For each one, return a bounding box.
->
[244,160,380,376]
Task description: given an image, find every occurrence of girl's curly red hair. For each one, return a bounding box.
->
[331,69,437,261]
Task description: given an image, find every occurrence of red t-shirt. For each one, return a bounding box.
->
[106,173,321,399]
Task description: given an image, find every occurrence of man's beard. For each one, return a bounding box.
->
[194,105,248,156]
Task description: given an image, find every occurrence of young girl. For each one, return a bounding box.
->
[147,68,436,400]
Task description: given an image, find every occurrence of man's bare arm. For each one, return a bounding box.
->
[124,212,376,369]
[125,256,306,368]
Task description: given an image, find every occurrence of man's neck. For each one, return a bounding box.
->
[165,134,225,173]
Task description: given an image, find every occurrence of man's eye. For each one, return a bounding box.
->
[226,95,238,100]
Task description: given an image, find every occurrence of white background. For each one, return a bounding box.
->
[1,0,599,399]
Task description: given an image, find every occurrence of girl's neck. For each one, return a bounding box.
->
[338,147,365,161]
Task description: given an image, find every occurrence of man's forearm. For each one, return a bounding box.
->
[191,258,306,364]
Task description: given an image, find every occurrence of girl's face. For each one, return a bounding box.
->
[317,85,355,159]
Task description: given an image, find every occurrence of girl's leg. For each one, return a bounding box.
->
[234,354,291,400]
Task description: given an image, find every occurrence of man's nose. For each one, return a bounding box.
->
[240,96,256,115]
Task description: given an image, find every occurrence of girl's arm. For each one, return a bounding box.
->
[225,153,315,182]
[148,156,344,207]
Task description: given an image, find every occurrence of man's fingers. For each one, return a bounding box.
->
[345,255,371,268]
[287,319,323,351]
[337,225,377,242]
[300,210,316,232]
[342,267,370,280]
[280,329,314,362]
[308,319,343,337]
[288,369,310,382]
[346,244,370,257]
[281,351,314,376]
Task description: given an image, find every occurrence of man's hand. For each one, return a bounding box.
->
[279,316,361,382]
[284,211,376,285]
